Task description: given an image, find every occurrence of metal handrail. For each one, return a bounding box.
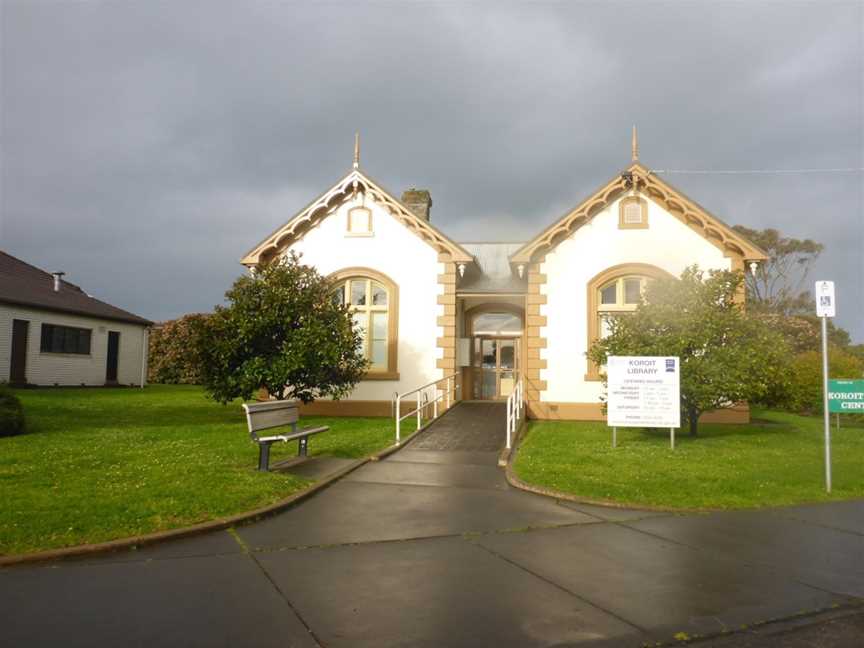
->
[506,376,524,449]
[394,372,461,445]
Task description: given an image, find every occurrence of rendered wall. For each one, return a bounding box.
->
[0,304,148,386]
[285,193,443,402]
[540,195,732,405]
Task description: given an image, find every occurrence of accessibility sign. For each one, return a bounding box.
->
[816,281,836,318]
[828,379,864,413]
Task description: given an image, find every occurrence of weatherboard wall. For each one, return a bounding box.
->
[0,304,148,386]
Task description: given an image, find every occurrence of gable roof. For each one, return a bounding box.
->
[241,169,474,266]
[0,251,152,326]
[509,161,768,264]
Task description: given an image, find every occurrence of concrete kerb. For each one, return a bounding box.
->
[502,419,717,515]
[504,420,864,516]
[0,456,368,568]
[656,601,864,647]
[497,416,529,467]
[0,402,465,568]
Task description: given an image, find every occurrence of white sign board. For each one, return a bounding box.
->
[815,281,835,318]
[607,356,680,428]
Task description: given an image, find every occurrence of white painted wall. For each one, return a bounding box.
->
[285,194,443,400]
[0,304,148,386]
[540,195,732,403]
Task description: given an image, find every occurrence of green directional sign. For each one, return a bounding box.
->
[828,379,864,413]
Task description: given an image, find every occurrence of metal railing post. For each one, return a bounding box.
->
[517,379,522,418]
[392,373,459,445]
[506,399,512,449]
[396,394,402,445]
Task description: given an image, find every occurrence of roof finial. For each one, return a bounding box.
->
[353,132,360,169]
[631,124,638,162]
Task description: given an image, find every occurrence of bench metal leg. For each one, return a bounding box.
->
[298,436,308,457]
[258,441,274,472]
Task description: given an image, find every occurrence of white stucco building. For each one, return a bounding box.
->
[242,135,766,422]
[0,251,151,387]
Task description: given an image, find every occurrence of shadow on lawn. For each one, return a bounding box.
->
[629,421,796,442]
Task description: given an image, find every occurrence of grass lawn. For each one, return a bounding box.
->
[1,385,398,555]
[513,408,864,510]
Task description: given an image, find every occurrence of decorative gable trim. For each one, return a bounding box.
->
[241,170,474,267]
[509,162,768,264]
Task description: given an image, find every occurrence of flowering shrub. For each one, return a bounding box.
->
[148,313,211,384]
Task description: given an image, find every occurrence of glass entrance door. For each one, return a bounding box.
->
[475,337,519,400]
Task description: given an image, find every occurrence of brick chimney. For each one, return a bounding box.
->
[401,189,432,222]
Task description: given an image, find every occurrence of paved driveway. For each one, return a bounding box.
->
[2,404,862,647]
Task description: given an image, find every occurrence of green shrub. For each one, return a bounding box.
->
[0,385,26,437]
[785,348,864,414]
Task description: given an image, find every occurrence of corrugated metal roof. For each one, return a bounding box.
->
[458,242,527,294]
[0,251,152,326]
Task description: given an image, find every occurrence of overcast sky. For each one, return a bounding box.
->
[2,1,862,340]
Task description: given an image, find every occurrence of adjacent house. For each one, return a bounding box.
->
[242,134,767,422]
[0,251,152,386]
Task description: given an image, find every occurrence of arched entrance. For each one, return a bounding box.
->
[465,304,524,400]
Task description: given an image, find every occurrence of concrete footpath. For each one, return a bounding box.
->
[1,403,862,647]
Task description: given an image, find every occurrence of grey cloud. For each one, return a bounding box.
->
[1,1,861,338]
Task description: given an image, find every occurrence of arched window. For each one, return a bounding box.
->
[330,268,399,379]
[586,264,672,380]
[596,276,648,338]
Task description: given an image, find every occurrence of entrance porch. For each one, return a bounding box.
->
[456,296,525,402]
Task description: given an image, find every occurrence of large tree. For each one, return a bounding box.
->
[731,225,823,315]
[197,254,368,404]
[588,266,789,437]
[734,226,857,357]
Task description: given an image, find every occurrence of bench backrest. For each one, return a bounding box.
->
[242,400,299,440]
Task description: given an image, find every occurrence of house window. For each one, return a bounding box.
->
[618,196,648,229]
[586,263,672,381]
[346,206,373,236]
[330,268,399,379]
[40,324,92,355]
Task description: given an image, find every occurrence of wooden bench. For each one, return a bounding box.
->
[241,400,329,472]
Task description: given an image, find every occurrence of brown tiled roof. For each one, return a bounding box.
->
[0,251,152,326]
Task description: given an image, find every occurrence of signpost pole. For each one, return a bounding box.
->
[816,281,835,494]
[821,315,832,493]
[612,426,617,449]
[670,427,675,450]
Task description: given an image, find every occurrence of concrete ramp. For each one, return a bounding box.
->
[409,401,506,452]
